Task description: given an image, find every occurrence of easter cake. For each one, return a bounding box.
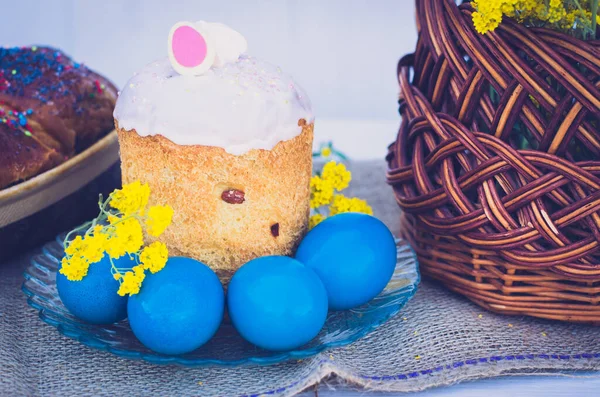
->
[0,46,118,190]
[114,21,314,282]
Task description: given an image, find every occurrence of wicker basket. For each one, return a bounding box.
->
[387,0,600,322]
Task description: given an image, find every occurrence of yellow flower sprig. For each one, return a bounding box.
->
[60,181,174,296]
[472,0,599,39]
[312,141,349,162]
[309,160,373,229]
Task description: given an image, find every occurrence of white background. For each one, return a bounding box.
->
[0,0,419,159]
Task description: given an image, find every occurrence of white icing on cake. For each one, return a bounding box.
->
[114,23,313,156]
[196,21,247,67]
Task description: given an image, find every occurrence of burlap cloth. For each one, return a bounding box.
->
[2,161,600,396]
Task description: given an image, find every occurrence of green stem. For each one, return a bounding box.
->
[64,193,117,247]
[565,0,596,39]
[572,0,584,13]
[105,213,144,228]
[108,256,124,284]
[332,149,349,161]
[63,220,94,247]
[97,193,104,211]
[592,0,598,35]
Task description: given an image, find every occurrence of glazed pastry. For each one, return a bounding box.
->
[0,105,62,189]
[0,46,118,189]
[114,21,314,282]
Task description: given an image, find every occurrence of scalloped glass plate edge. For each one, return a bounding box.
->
[22,235,420,367]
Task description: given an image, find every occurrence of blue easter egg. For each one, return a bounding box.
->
[296,213,396,310]
[228,256,328,351]
[57,254,129,324]
[127,257,224,355]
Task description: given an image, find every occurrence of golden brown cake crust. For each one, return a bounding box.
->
[116,121,314,282]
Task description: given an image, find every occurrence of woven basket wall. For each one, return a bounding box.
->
[387,0,600,322]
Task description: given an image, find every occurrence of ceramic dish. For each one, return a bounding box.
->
[0,130,118,228]
[0,131,120,260]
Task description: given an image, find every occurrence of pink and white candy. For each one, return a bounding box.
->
[168,22,215,76]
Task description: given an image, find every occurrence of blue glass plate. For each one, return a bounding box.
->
[22,235,419,367]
